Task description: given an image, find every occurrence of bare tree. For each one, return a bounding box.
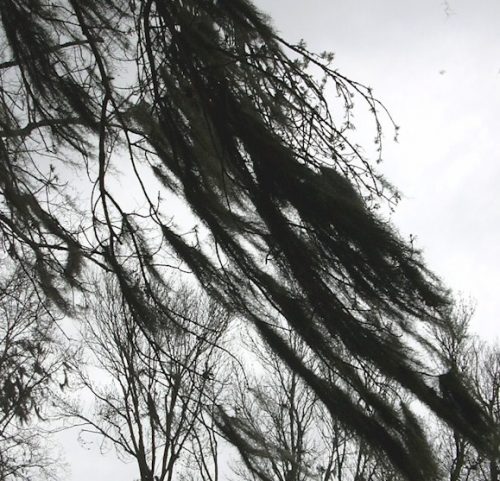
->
[60,277,230,481]
[222,328,405,481]
[0,263,70,480]
[430,300,500,481]
[225,331,319,481]
[473,345,500,481]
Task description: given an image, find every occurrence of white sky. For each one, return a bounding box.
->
[60,1,500,479]
[255,0,500,339]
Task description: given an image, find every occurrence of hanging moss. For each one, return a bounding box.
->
[0,1,496,479]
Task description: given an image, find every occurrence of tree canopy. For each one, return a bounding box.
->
[0,1,495,480]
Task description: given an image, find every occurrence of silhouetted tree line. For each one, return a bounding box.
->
[1,272,498,481]
[0,1,497,480]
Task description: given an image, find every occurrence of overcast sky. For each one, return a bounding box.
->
[62,1,500,479]
[256,0,500,338]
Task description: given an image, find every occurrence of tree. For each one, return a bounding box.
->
[0,262,70,480]
[430,301,500,481]
[224,330,320,481]
[472,345,500,481]
[60,277,229,481]
[0,1,494,478]
[224,328,405,481]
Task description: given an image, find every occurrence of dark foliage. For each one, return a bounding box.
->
[0,264,69,480]
[0,1,495,479]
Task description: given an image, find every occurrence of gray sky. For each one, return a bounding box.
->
[61,1,500,479]
[256,0,500,338]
